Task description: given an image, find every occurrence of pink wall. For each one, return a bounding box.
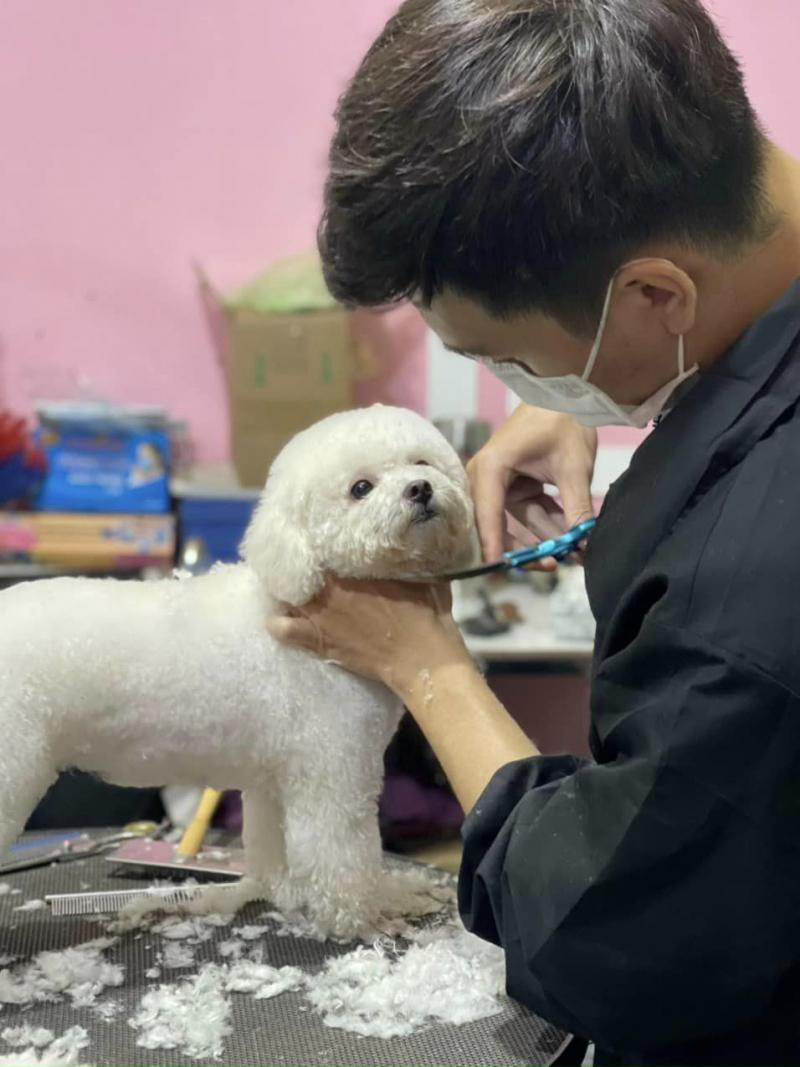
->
[0,0,408,458]
[0,1,797,459]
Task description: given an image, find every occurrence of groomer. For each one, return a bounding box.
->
[270,1,800,1062]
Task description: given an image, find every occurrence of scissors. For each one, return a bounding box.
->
[0,821,167,875]
[444,517,597,580]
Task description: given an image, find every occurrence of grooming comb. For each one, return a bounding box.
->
[45,883,242,917]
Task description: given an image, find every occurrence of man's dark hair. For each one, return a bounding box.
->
[319,0,771,331]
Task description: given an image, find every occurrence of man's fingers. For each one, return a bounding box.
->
[468,457,511,562]
[503,527,557,571]
[507,494,565,542]
[506,495,562,573]
[555,463,595,528]
[266,615,321,652]
[504,515,558,571]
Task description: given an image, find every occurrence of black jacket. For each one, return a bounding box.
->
[459,281,800,1065]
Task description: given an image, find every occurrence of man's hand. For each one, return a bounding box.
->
[467,405,597,563]
[267,577,471,697]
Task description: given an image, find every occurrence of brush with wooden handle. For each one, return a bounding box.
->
[176,787,223,859]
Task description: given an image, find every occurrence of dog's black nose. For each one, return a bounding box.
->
[404,479,433,504]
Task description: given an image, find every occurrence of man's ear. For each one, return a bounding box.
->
[616,257,698,337]
[241,492,324,606]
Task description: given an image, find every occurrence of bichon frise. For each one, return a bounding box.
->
[0,405,474,936]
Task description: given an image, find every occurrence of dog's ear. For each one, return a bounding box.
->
[241,491,324,607]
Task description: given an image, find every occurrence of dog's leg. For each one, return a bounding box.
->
[282,772,385,940]
[242,786,296,911]
[0,726,57,869]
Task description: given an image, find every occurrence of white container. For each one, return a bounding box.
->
[550,566,596,641]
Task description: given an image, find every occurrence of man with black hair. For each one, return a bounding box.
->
[270,1,800,1062]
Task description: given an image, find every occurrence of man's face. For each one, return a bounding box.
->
[420,270,693,407]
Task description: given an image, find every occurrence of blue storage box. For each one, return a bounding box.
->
[178,495,258,564]
[36,404,172,515]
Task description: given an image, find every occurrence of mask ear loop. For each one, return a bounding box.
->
[583,275,688,384]
[582,277,616,383]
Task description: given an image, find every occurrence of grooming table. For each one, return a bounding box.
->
[0,835,570,1066]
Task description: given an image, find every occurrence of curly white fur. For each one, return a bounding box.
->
[0,405,474,937]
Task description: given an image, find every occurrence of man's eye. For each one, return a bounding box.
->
[350,479,374,500]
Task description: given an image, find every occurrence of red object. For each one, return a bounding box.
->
[0,412,26,462]
[0,410,45,469]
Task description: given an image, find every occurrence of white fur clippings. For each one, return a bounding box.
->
[129,890,505,1058]
[0,938,123,1009]
[305,924,506,1038]
[0,405,474,938]
[0,873,504,1064]
[1,1026,55,1049]
[12,900,46,913]
[129,965,231,1060]
[129,958,305,1060]
[0,1025,90,1065]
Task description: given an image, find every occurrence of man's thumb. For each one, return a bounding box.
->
[266,615,318,651]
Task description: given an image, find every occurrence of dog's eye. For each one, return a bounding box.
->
[415,460,431,468]
[350,479,374,500]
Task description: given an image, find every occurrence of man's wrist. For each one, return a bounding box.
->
[391,646,480,712]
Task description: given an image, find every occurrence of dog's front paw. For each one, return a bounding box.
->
[377,867,456,919]
[244,872,304,917]
[307,897,378,943]
[267,880,304,915]
[308,877,453,942]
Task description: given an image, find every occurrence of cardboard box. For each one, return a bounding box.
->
[198,266,374,488]
[0,512,175,570]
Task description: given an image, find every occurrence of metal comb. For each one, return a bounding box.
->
[45,883,243,916]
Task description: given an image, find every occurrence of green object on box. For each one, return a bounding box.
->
[226,251,338,314]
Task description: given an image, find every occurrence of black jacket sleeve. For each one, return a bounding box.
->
[459,618,800,1053]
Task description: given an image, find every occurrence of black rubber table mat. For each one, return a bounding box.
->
[0,837,569,1066]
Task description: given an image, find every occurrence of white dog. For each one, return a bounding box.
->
[0,405,474,936]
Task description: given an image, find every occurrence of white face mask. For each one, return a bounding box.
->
[481,273,698,429]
